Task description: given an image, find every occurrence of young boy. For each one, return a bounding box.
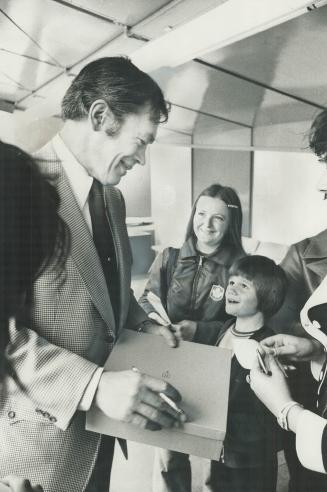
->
[204,254,288,492]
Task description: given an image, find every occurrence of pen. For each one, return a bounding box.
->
[275,357,289,378]
[256,348,272,376]
[159,392,184,416]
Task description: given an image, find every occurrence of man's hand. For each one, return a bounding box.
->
[0,477,43,492]
[142,318,177,348]
[94,370,186,430]
[171,320,197,342]
[260,334,324,362]
[250,355,292,417]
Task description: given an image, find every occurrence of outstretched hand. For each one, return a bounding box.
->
[260,334,323,362]
[250,354,292,417]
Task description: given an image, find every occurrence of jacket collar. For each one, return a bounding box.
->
[301,229,327,280]
[179,236,239,267]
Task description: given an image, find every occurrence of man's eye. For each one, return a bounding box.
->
[138,138,146,145]
[241,283,248,289]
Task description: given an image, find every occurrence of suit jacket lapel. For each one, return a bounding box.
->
[36,143,116,336]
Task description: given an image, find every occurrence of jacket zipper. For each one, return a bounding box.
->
[220,444,225,463]
[190,255,203,310]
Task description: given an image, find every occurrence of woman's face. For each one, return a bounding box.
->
[193,196,230,253]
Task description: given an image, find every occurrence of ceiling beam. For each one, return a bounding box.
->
[169,101,252,129]
[194,58,326,110]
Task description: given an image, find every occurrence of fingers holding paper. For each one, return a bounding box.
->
[260,334,323,361]
[250,355,292,417]
[94,369,186,430]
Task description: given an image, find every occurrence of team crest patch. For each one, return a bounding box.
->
[209,285,225,302]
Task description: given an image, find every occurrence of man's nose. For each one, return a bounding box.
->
[135,146,146,166]
[317,168,327,193]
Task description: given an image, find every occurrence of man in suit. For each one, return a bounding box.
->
[0,57,184,492]
[268,109,327,492]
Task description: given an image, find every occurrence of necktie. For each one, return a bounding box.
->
[88,179,120,325]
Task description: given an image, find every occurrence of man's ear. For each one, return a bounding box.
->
[89,99,115,131]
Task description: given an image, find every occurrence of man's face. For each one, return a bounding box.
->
[86,105,158,185]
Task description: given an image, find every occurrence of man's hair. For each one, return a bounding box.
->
[185,183,245,257]
[0,141,70,378]
[61,56,169,126]
[309,109,327,161]
[229,255,288,318]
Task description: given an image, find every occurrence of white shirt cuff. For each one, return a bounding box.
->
[78,367,104,411]
[296,409,326,473]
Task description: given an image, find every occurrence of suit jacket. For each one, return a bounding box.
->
[0,140,148,492]
[270,228,327,335]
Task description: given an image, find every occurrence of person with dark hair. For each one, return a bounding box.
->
[249,107,327,489]
[139,183,245,491]
[0,140,70,491]
[203,255,287,492]
[0,57,185,492]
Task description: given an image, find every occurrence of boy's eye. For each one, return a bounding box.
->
[228,280,235,286]
[241,283,248,289]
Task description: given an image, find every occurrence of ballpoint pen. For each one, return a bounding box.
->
[159,392,185,416]
[256,348,272,376]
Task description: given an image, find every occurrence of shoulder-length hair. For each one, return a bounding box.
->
[0,141,70,379]
[185,183,245,256]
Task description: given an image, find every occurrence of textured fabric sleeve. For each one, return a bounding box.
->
[269,243,309,335]
[138,250,167,315]
[193,320,225,345]
[7,321,99,430]
[296,409,327,473]
[125,290,150,330]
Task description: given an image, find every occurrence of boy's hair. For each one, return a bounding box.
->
[229,255,288,318]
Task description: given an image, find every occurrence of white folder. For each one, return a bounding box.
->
[86,329,231,460]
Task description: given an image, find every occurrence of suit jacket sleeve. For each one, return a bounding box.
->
[296,409,327,473]
[269,242,309,335]
[138,250,166,316]
[7,319,99,431]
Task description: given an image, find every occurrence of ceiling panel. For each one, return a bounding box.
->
[152,62,264,127]
[0,0,122,67]
[136,0,227,40]
[65,0,173,26]
[200,5,327,108]
[0,51,61,102]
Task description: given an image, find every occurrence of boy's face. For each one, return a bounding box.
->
[225,275,259,317]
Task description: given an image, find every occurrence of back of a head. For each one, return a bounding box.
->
[309,109,327,162]
[229,255,288,318]
[61,56,169,125]
[0,142,69,377]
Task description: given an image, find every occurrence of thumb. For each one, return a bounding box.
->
[159,325,178,348]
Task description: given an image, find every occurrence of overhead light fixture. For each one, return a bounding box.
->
[131,0,327,72]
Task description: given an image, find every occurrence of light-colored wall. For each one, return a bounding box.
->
[252,150,327,245]
[149,143,192,248]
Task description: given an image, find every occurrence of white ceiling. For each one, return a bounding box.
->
[1,0,327,147]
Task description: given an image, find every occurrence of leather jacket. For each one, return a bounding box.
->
[139,237,244,345]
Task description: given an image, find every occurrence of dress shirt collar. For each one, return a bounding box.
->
[52,133,93,211]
